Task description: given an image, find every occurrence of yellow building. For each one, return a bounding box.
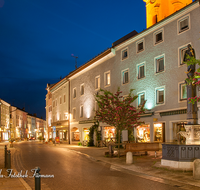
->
[143,0,192,28]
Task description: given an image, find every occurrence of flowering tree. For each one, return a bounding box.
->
[185,55,200,104]
[95,88,146,150]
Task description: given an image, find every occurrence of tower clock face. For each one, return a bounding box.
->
[150,0,156,4]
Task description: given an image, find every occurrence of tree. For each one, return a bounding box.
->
[95,88,146,156]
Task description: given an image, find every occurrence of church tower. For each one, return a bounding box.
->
[143,0,193,28]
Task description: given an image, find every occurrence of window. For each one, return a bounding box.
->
[154,29,164,45]
[63,95,66,103]
[73,108,76,120]
[122,69,129,84]
[95,76,100,90]
[178,15,189,34]
[80,105,83,118]
[56,100,57,107]
[104,71,111,87]
[156,87,165,105]
[155,54,165,73]
[136,39,144,53]
[73,88,76,99]
[137,62,145,79]
[122,48,128,60]
[60,97,62,104]
[60,113,61,121]
[180,83,187,100]
[138,92,145,107]
[80,84,84,96]
[53,101,55,107]
[179,45,188,65]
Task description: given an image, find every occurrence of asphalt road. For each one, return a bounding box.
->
[12,141,188,190]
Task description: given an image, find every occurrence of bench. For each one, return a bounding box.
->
[125,142,160,157]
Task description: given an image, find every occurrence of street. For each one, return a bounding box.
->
[12,141,191,190]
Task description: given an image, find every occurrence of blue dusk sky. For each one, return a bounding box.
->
[0,0,148,119]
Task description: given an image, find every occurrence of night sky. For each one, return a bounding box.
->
[0,0,147,119]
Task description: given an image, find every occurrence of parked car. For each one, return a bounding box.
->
[29,137,35,140]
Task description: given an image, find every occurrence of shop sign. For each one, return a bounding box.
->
[79,119,96,124]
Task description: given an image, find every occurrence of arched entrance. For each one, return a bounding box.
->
[71,127,80,144]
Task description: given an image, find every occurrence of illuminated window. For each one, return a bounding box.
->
[178,16,189,34]
[73,108,76,120]
[73,88,76,99]
[179,45,188,65]
[136,39,144,53]
[154,29,163,45]
[95,76,100,90]
[138,92,145,107]
[122,69,129,84]
[122,48,128,60]
[80,84,84,96]
[104,71,111,87]
[180,83,187,100]
[155,54,165,73]
[80,105,83,118]
[156,87,165,105]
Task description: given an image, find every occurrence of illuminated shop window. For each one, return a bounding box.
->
[154,123,165,142]
[83,128,89,141]
[104,126,115,141]
[137,124,150,142]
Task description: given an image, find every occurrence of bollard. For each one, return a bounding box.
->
[35,167,41,190]
[7,150,11,169]
[4,145,7,168]
[108,144,113,157]
[126,152,133,164]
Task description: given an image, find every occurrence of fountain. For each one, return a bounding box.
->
[161,44,200,169]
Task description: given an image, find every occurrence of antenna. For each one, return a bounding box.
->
[71,54,78,69]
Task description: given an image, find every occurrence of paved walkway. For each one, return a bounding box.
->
[1,141,200,189]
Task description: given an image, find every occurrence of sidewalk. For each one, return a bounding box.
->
[0,142,31,190]
[52,143,200,189]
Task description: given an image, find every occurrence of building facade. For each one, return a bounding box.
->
[46,0,200,145]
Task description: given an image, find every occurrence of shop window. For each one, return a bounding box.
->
[83,128,89,141]
[137,124,150,142]
[154,123,165,142]
[104,126,115,141]
[122,69,129,84]
[122,48,128,60]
